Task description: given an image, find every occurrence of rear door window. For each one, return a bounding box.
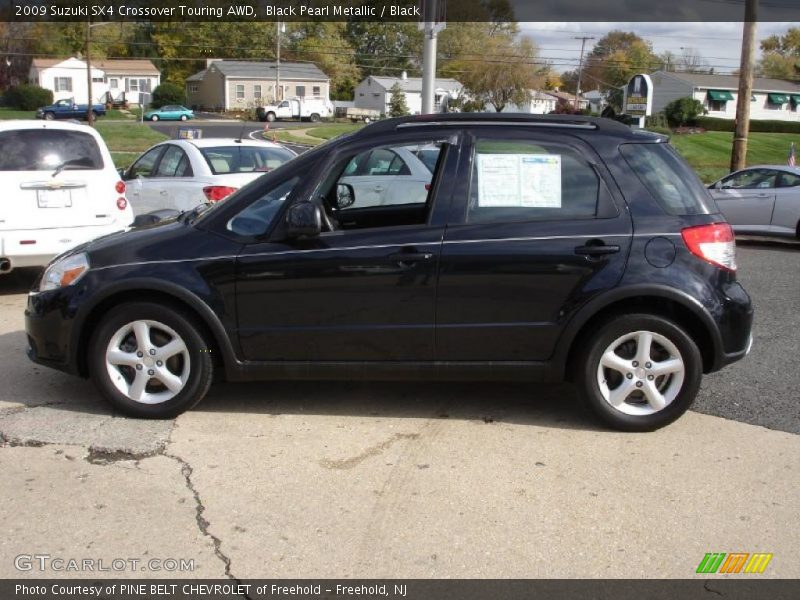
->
[0,129,103,171]
[620,143,714,215]
[201,146,295,174]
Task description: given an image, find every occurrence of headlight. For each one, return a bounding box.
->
[39,253,90,292]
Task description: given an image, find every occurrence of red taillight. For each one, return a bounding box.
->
[116,197,127,210]
[681,222,736,271]
[424,184,431,191]
[203,186,237,202]
[115,180,126,194]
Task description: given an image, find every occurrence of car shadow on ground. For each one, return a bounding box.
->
[0,268,39,296]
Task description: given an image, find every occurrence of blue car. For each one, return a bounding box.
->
[144,105,194,122]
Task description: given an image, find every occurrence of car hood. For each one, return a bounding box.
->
[76,219,242,271]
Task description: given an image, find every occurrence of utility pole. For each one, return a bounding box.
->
[85,21,93,126]
[574,36,595,111]
[731,0,758,172]
[420,0,444,115]
[275,21,283,103]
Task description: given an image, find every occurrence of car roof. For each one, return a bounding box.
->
[167,137,291,150]
[0,119,101,134]
[357,112,645,140]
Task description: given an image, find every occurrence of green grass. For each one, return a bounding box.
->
[669,131,800,183]
[95,122,168,154]
[305,123,365,140]
[0,107,37,119]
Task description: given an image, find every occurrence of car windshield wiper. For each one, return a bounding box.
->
[178,202,212,223]
[51,158,93,177]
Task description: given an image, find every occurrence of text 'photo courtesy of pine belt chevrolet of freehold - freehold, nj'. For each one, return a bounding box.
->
[0,1,799,600]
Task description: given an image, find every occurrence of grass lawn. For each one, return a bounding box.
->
[95,122,167,156]
[0,107,37,119]
[305,122,364,140]
[669,131,800,183]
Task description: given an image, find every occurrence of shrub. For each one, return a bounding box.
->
[151,82,185,108]
[388,83,410,117]
[664,97,705,127]
[4,84,53,110]
[695,117,800,134]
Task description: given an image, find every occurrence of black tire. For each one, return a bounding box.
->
[265,112,276,122]
[88,302,213,419]
[44,112,55,121]
[92,110,100,120]
[180,114,188,121]
[310,112,320,123]
[151,114,159,122]
[574,313,703,432]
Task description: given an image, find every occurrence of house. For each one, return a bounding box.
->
[29,57,160,106]
[185,60,330,111]
[544,91,590,111]
[648,71,800,121]
[501,91,558,114]
[582,90,607,114]
[353,73,462,115]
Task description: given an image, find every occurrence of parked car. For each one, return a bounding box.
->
[0,120,131,273]
[144,105,194,121]
[256,97,334,123]
[708,165,800,239]
[121,138,296,214]
[25,114,753,431]
[36,98,106,121]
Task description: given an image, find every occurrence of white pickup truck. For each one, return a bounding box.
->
[256,97,334,123]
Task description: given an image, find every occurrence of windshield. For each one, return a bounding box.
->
[200,145,296,175]
[0,129,104,171]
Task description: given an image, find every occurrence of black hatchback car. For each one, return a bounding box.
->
[25,114,753,431]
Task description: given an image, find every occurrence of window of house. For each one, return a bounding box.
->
[92,77,104,83]
[709,100,727,112]
[312,86,321,96]
[109,78,118,89]
[189,84,199,93]
[466,138,602,224]
[54,77,72,92]
[127,78,151,93]
[236,84,245,100]
[296,85,306,97]
[254,85,262,99]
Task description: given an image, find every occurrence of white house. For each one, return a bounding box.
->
[501,91,558,114]
[29,58,160,106]
[648,71,800,122]
[354,73,462,115]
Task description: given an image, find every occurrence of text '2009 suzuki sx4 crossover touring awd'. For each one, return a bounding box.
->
[25,114,753,431]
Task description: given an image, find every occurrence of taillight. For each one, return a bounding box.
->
[116,197,127,211]
[115,180,126,194]
[681,222,736,271]
[203,186,237,202]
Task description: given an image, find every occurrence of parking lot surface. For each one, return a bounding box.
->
[0,243,798,578]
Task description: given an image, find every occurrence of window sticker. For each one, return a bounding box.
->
[477,154,562,208]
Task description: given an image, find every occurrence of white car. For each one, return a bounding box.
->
[122,138,297,215]
[338,145,439,208]
[0,120,132,274]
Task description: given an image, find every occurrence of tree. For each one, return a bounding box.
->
[453,35,543,112]
[287,23,361,101]
[581,31,661,95]
[678,47,710,73]
[758,27,800,79]
[664,96,705,127]
[388,83,410,117]
[151,83,185,108]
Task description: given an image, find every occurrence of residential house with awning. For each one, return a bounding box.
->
[647,71,800,122]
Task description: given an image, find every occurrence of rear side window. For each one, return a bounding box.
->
[620,143,713,215]
[467,138,601,224]
[0,129,104,171]
[200,146,295,175]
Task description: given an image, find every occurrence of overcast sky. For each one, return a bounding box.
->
[519,22,800,75]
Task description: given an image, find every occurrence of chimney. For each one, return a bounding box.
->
[401,71,407,81]
[206,58,222,68]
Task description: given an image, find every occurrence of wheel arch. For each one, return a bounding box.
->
[74,281,238,379]
[558,286,722,380]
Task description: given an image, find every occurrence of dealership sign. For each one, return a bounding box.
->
[624,74,653,120]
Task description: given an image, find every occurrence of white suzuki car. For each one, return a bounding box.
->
[122,138,297,215]
[0,120,132,274]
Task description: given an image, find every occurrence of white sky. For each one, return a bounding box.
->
[519,22,800,75]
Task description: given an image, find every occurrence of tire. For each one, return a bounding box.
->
[44,112,55,121]
[266,112,276,122]
[92,110,100,120]
[180,114,188,121]
[151,114,159,121]
[88,302,213,419]
[310,113,320,123]
[575,313,702,432]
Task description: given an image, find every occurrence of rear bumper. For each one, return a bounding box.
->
[1,224,126,272]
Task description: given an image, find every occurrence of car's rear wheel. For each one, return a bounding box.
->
[92,110,100,120]
[44,112,54,121]
[151,114,159,121]
[89,302,213,419]
[575,313,702,431]
[310,113,320,123]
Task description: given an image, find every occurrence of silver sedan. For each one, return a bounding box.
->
[708,165,800,239]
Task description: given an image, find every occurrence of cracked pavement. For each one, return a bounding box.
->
[1,243,799,579]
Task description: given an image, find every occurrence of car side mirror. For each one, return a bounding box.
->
[118,167,128,180]
[286,201,322,238]
[335,183,355,209]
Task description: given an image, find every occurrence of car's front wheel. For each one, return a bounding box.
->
[89,302,213,418]
[180,114,187,121]
[150,114,159,121]
[575,313,702,432]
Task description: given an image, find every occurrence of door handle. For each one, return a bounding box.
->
[575,243,620,257]
[387,252,433,262]
[373,186,384,192]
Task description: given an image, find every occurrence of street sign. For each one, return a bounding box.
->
[623,74,653,128]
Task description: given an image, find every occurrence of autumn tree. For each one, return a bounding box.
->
[758,27,800,79]
[388,83,410,116]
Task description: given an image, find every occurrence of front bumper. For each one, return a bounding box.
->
[25,286,82,376]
